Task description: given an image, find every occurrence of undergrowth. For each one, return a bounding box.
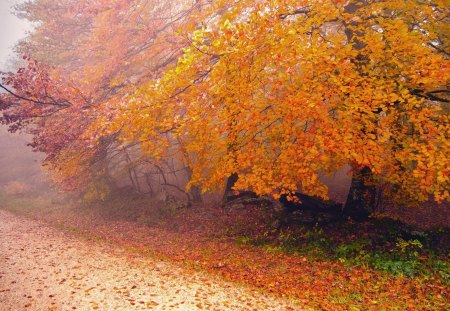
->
[239,222,449,281]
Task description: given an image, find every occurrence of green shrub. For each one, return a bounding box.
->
[372,253,416,276]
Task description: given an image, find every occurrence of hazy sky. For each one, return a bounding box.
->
[0,0,31,70]
[0,2,44,180]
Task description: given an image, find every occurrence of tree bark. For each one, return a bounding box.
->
[343,167,377,220]
[223,173,239,204]
[222,173,261,206]
[184,167,202,203]
[340,1,378,220]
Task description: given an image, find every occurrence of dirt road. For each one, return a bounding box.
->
[0,210,301,311]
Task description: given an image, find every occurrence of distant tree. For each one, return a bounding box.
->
[1,0,206,199]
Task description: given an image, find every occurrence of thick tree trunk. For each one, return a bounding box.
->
[341,1,377,220]
[184,167,202,203]
[223,173,239,204]
[188,184,202,204]
[189,185,202,203]
[343,167,377,220]
[94,136,117,192]
[222,173,259,205]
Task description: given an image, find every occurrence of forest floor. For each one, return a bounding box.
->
[0,193,448,310]
[0,209,301,311]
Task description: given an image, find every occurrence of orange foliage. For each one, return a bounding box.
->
[1,0,449,201]
[111,0,449,202]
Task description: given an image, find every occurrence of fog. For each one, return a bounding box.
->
[0,2,447,309]
[0,1,46,193]
[0,126,49,194]
[0,0,32,71]
[0,0,352,204]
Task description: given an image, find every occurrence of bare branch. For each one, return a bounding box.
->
[279,7,311,20]
[0,83,72,108]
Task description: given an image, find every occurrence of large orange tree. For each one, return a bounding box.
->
[109,0,449,214]
[1,0,448,214]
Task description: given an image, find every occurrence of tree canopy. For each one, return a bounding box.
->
[1,0,449,205]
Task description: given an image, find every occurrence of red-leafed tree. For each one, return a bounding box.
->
[1,0,206,200]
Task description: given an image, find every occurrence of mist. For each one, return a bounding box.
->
[0,1,448,309]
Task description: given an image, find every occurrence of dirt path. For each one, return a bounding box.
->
[0,210,302,311]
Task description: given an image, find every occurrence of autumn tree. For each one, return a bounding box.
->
[1,0,207,200]
[1,0,448,213]
[111,0,448,215]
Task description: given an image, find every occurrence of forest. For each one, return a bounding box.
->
[0,0,449,310]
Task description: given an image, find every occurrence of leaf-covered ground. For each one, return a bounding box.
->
[0,210,301,310]
[0,194,448,310]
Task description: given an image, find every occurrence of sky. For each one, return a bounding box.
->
[0,0,32,70]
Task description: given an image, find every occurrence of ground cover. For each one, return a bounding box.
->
[1,192,448,310]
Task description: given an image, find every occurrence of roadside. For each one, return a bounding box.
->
[0,193,448,310]
[0,209,301,310]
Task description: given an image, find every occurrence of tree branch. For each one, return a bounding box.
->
[0,83,72,108]
[410,89,450,103]
[279,7,311,20]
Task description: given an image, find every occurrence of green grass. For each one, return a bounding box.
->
[238,223,449,281]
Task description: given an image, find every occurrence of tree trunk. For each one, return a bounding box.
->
[189,185,202,203]
[222,173,239,204]
[341,2,378,221]
[94,136,116,192]
[184,167,202,203]
[144,173,154,197]
[343,167,377,220]
[222,173,259,206]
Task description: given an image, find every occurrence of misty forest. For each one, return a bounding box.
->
[0,0,449,310]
